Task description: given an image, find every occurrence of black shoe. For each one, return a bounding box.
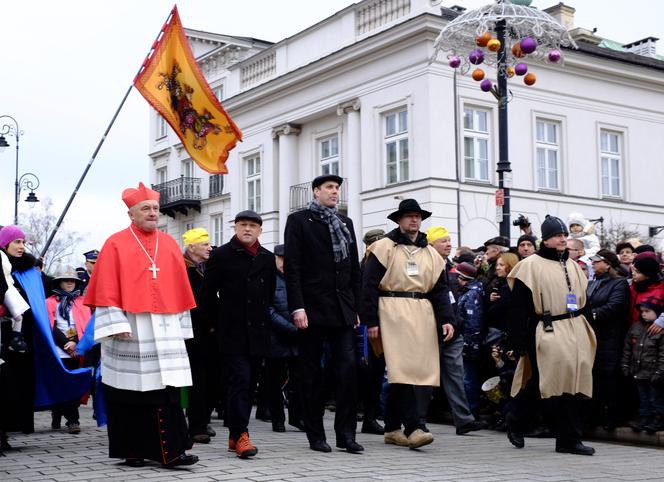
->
[0,431,11,451]
[336,439,364,454]
[162,453,199,467]
[629,416,648,432]
[456,420,488,435]
[507,429,524,448]
[125,458,145,467]
[8,332,27,353]
[272,421,286,432]
[192,433,211,444]
[361,419,384,435]
[309,440,332,453]
[555,441,595,456]
[206,424,216,437]
[51,413,62,430]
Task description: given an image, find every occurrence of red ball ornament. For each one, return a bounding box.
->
[524,72,536,86]
[472,68,485,81]
[512,43,525,58]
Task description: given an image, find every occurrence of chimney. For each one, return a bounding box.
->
[543,2,575,30]
[623,37,659,58]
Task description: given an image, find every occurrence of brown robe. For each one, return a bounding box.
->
[369,237,444,386]
[508,254,597,399]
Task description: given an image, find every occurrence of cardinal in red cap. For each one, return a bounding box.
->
[84,182,199,468]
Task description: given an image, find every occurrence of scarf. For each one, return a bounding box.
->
[309,199,353,262]
[52,288,80,322]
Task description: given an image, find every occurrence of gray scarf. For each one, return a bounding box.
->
[309,200,353,262]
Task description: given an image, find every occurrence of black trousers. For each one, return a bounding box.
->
[51,358,80,425]
[185,336,219,435]
[298,325,357,443]
[225,354,260,440]
[384,384,424,436]
[358,348,385,421]
[266,357,300,424]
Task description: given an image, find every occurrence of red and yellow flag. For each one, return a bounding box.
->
[134,6,242,174]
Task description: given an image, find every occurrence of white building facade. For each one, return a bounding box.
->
[148,0,664,252]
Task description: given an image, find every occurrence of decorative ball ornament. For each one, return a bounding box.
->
[511,43,525,58]
[472,68,485,81]
[480,79,493,92]
[449,56,461,68]
[524,72,537,85]
[468,49,485,65]
[548,50,561,63]
[514,63,528,76]
[520,37,538,54]
[506,66,516,78]
[487,39,501,52]
[476,31,492,47]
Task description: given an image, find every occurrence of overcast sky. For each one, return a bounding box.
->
[1,0,662,265]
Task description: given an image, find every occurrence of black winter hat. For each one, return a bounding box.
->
[635,244,656,254]
[517,234,537,247]
[633,252,661,279]
[541,215,568,241]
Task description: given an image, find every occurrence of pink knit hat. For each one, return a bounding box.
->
[0,225,26,249]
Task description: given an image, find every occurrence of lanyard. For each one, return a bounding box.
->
[559,257,574,294]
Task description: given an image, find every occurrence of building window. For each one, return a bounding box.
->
[384,109,409,184]
[319,135,340,175]
[209,174,224,198]
[182,160,193,178]
[246,155,261,212]
[157,114,167,139]
[535,119,560,190]
[211,214,223,247]
[214,85,224,102]
[185,222,194,232]
[156,167,167,185]
[600,130,622,197]
[463,108,490,181]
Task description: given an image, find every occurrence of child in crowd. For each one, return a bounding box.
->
[622,296,664,434]
[45,267,92,434]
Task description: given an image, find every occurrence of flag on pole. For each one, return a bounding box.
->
[134,5,242,174]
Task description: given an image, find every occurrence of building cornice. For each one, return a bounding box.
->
[271,123,302,138]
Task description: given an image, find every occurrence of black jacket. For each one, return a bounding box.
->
[360,229,456,338]
[586,272,630,374]
[267,272,298,358]
[200,236,276,356]
[284,209,361,327]
[486,277,512,333]
[622,322,664,382]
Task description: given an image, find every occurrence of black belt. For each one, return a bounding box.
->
[379,290,428,299]
[540,308,584,332]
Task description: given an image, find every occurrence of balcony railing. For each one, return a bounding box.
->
[289,178,348,214]
[153,176,201,218]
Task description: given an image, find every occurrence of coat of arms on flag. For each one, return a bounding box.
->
[134,6,242,174]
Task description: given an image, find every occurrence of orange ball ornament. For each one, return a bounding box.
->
[472,68,485,81]
[487,39,501,52]
[506,66,515,78]
[524,72,536,86]
[476,32,492,47]
[512,43,525,58]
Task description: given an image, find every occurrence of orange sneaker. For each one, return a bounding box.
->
[235,432,257,458]
[228,437,236,452]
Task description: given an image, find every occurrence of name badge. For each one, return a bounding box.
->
[449,291,456,304]
[566,293,578,312]
[407,260,419,276]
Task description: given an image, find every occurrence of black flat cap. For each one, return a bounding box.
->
[483,236,510,248]
[312,174,343,190]
[387,199,432,223]
[274,244,285,256]
[234,210,263,225]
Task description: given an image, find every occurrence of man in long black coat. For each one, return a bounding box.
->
[201,211,276,459]
[284,174,363,454]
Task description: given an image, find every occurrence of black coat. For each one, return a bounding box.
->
[284,209,361,327]
[267,273,298,358]
[200,236,276,357]
[586,273,630,374]
[485,277,512,333]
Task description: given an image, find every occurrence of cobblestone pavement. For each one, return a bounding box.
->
[1,406,663,482]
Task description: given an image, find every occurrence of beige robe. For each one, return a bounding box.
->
[507,254,597,399]
[369,237,444,386]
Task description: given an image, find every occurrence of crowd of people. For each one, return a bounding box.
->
[1,176,664,467]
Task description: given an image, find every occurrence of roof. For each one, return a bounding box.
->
[573,40,664,71]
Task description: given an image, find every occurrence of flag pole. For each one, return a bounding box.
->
[40,7,176,259]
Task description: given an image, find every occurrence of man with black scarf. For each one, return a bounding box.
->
[506,215,597,456]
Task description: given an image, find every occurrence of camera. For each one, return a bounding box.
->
[512,213,531,228]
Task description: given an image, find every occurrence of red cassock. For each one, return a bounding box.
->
[84,225,196,314]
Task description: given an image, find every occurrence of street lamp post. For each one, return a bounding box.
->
[0,115,39,225]
[431,0,576,239]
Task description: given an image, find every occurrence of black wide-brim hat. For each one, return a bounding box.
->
[312,174,343,190]
[387,199,432,223]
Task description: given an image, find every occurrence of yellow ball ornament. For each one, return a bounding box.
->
[487,39,501,52]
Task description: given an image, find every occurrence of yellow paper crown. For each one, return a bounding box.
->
[426,226,450,244]
[183,228,209,245]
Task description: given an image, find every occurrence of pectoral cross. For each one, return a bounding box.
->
[149,263,160,279]
[159,317,169,331]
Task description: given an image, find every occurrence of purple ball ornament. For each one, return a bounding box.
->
[449,55,461,68]
[514,63,528,76]
[468,49,485,65]
[548,50,561,63]
[480,79,493,92]
[520,37,537,54]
